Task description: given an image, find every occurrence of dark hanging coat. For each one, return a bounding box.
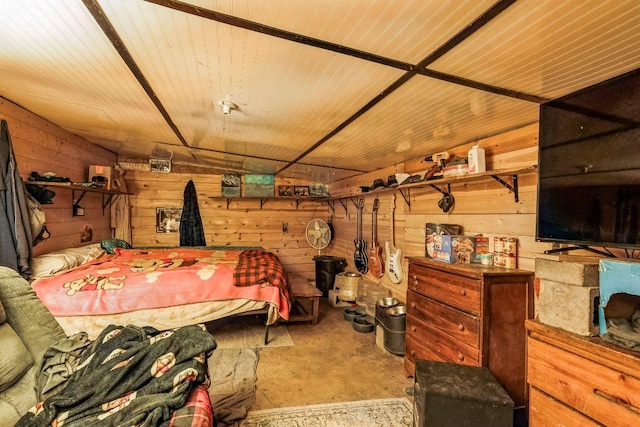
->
[179,180,206,247]
[0,119,32,275]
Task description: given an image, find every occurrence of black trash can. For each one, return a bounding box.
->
[313,255,347,297]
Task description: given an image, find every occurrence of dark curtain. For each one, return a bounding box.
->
[179,180,206,247]
[0,119,32,275]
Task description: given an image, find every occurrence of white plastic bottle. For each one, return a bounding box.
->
[468,145,486,174]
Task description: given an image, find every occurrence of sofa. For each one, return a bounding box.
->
[0,266,67,426]
[0,266,259,426]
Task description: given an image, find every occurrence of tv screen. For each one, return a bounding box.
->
[536,68,640,250]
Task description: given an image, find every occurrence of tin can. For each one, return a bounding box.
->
[504,238,517,269]
[479,253,494,266]
[493,237,505,268]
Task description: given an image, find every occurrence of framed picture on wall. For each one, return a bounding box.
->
[294,186,310,197]
[156,208,182,233]
[221,173,241,197]
[278,185,293,196]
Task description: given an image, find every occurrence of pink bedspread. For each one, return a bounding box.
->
[32,248,290,321]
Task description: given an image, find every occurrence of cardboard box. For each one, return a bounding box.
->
[88,165,112,190]
[474,236,490,263]
[425,223,460,257]
[598,259,640,337]
[433,235,476,264]
[475,236,490,254]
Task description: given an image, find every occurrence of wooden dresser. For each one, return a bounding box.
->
[405,257,533,407]
[526,320,640,427]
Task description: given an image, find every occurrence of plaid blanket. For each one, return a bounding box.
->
[233,250,292,305]
[17,324,217,427]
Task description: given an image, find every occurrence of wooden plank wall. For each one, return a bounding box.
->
[327,124,554,300]
[127,171,331,279]
[1,97,117,256]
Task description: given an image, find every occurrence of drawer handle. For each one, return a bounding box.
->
[411,350,416,357]
[411,302,417,309]
[457,323,465,332]
[594,389,640,415]
[457,352,465,361]
[411,326,417,332]
[459,289,467,296]
[413,278,418,286]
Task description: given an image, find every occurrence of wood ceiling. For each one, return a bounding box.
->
[1,0,639,182]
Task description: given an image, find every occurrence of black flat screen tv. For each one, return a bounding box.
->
[536,68,640,251]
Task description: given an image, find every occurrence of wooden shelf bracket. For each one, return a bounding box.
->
[428,183,451,196]
[326,200,335,213]
[491,174,519,202]
[398,188,411,210]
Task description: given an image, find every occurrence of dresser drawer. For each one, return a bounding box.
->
[528,336,640,427]
[409,263,481,314]
[404,332,446,376]
[529,388,600,427]
[406,314,479,366]
[407,291,479,348]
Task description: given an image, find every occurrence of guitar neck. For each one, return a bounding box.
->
[356,199,364,241]
[372,212,377,243]
[389,203,395,247]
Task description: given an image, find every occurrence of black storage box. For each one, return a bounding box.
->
[413,360,514,427]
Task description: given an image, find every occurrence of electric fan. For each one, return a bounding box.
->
[305,219,332,254]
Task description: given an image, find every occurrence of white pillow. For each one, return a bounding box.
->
[31,244,106,279]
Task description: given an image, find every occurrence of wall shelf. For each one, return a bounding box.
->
[327,166,537,211]
[28,181,132,216]
[208,196,327,210]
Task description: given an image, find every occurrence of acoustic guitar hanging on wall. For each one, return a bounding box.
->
[354,198,368,274]
[369,198,384,278]
[385,194,403,283]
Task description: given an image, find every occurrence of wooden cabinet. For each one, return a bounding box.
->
[526,320,640,427]
[405,257,533,407]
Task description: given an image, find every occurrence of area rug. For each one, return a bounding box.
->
[208,317,294,349]
[240,398,413,427]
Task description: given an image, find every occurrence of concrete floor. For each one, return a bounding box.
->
[251,299,414,410]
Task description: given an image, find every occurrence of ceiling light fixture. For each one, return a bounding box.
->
[218,100,237,115]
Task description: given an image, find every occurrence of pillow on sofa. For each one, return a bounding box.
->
[0,319,34,392]
[30,244,106,279]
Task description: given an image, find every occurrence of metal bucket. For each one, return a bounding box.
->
[385,304,407,332]
[375,297,400,328]
[383,327,405,356]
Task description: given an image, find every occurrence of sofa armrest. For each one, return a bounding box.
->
[0,267,66,367]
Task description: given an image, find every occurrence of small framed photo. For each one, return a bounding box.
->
[294,186,310,197]
[222,173,241,197]
[278,185,293,196]
[150,158,171,173]
[156,208,182,233]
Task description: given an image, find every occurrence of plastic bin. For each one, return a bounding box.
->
[313,255,347,297]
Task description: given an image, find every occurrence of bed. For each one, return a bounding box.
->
[30,244,292,339]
